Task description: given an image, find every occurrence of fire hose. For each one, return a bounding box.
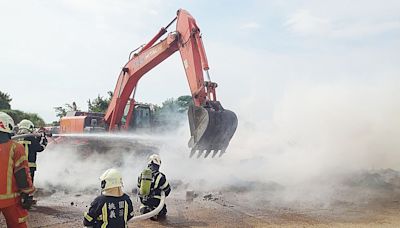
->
[131,191,166,222]
[83,191,165,227]
[11,132,52,140]
[12,132,166,222]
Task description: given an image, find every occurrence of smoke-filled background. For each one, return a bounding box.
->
[1,3,400,227]
[35,79,400,207]
[4,0,394,210]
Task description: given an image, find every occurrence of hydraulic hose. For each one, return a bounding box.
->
[131,191,166,222]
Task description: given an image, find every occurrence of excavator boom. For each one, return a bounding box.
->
[104,9,237,157]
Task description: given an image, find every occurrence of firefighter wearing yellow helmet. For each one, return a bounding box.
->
[16,119,47,184]
[137,154,171,220]
[83,168,134,227]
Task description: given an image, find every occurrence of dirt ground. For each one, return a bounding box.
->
[1,183,400,228]
[2,142,400,228]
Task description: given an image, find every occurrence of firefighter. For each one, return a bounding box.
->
[0,112,35,228]
[16,119,47,183]
[83,168,134,227]
[137,154,171,220]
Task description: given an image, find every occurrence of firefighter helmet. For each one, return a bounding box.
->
[0,112,15,133]
[148,154,161,166]
[99,168,123,190]
[18,119,35,132]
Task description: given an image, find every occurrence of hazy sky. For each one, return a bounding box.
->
[1,0,399,122]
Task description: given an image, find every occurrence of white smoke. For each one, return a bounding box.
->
[35,80,400,205]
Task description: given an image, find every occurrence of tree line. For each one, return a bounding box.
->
[0,91,45,127]
[1,90,193,127]
[53,92,193,126]
[54,92,192,117]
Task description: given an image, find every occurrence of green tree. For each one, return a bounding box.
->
[0,91,12,110]
[26,113,46,127]
[2,109,45,127]
[152,95,193,130]
[0,91,45,127]
[54,102,78,118]
[176,95,193,112]
[156,95,193,114]
[54,106,67,119]
[160,98,178,112]
[87,91,113,113]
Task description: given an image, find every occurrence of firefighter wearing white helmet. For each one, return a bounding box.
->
[18,119,34,133]
[84,168,134,227]
[137,154,171,220]
[0,112,35,227]
[0,112,15,133]
[15,119,47,185]
[148,154,162,166]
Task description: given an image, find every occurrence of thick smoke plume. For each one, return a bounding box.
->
[36,81,400,205]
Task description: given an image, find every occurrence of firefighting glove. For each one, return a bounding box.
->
[40,133,48,147]
[141,192,155,203]
[20,192,34,209]
[140,195,149,203]
[148,190,157,197]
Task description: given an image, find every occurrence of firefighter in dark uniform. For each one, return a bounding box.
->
[84,168,134,227]
[137,154,171,220]
[16,119,47,183]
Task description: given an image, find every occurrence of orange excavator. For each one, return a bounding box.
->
[59,9,237,158]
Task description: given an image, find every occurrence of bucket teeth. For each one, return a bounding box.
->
[196,150,204,158]
[190,150,196,158]
[189,149,225,158]
[212,150,219,158]
[204,150,213,158]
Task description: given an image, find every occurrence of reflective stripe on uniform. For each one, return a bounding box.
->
[160,180,169,190]
[124,201,128,224]
[17,140,31,157]
[18,215,28,223]
[28,162,37,168]
[0,192,19,199]
[84,212,93,222]
[101,203,108,228]
[14,155,26,168]
[153,195,162,199]
[154,174,162,189]
[7,144,16,195]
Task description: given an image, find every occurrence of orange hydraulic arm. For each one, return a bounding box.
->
[105,9,217,130]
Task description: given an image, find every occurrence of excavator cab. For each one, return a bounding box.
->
[188,101,238,158]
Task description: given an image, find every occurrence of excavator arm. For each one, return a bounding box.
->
[104,9,237,158]
[104,31,179,129]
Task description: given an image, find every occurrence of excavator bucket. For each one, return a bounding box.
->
[188,103,238,158]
